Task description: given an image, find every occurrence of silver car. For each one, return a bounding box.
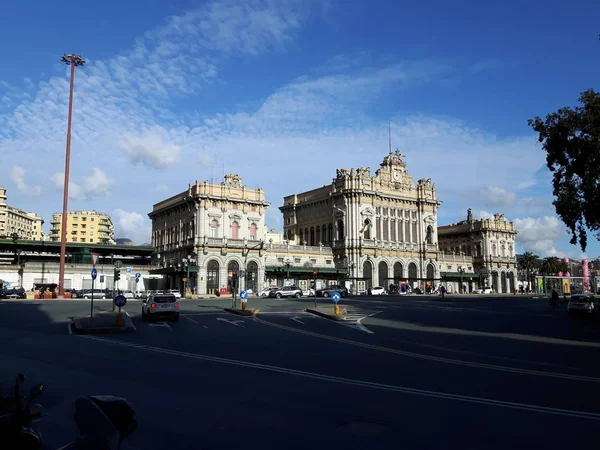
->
[142,294,180,322]
[567,294,596,316]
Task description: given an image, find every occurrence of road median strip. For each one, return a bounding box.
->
[305,307,346,321]
[71,311,136,335]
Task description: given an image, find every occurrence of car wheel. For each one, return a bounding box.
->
[172,313,179,322]
[342,292,348,298]
[295,293,301,298]
[276,293,282,298]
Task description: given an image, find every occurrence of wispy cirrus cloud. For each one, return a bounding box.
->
[10,166,43,196]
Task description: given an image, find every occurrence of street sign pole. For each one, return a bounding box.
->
[90,267,97,319]
[91,276,94,318]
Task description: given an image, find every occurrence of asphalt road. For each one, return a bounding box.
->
[1,294,599,449]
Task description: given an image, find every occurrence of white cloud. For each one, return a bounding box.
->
[514,216,565,257]
[517,180,536,190]
[50,168,112,200]
[481,186,516,207]
[475,210,495,220]
[112,209,151,244]
[10,166,43,196]
[119,128,182,168]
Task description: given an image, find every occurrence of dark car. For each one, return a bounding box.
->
[317,284,349,298]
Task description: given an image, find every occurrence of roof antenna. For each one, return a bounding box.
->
[388,121,392,154]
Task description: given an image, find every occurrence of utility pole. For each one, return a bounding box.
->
[58,53,85,296]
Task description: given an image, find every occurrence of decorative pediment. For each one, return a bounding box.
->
[361,207,375,217]
[333,207,346,218]
[423,214,436,224]
[228,213,242,221]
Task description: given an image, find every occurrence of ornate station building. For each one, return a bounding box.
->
[148,151,518,295]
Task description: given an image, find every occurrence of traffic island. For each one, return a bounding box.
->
[305,306,347,321]
[71,311,136,334]
[224,307,259,317]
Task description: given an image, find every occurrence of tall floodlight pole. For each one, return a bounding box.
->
[58,53,85,296]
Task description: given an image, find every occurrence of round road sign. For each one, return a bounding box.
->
[240,290,248,300]
[91,268,98,280]
[331,292,341,303]
[114,260,123,269]
[113,295,127,308]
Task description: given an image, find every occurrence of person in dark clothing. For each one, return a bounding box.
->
[550,289,559,308]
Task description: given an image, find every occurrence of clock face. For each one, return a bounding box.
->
[393,171,399,180]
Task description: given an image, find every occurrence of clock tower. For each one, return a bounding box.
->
[375,149,411,184]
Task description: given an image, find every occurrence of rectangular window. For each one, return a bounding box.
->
[91,218,95,222]
[81,217,86,221]
[390,220,396,242]
[294,258,301,263]
[326,260,332,265]
[310,259,317,263]
[447,265,452,270]
[277,257,284,263]
[383,219,389,241]
[412,222,417,243]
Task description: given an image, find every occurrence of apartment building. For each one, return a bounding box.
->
[49,211,115,245]
[0,187,44,241]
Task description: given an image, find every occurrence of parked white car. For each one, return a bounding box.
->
[167,289,182,299]
[472,287,493,294]
[142,293,179,322]
[260,287,278,297]
[368,286,386,296]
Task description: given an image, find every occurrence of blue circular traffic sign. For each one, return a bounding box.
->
[114,295,127,308]
[240,290,248,300]
[135,272,141,279]
[331,292,341,303]
[91,268,98,280]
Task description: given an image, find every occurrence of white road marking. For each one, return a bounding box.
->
[149,322,173,331]
[216,317,245,328]
[79,335,600,421]
[290,316,305,325]
[182,315,199,324]
[341,310,382,334]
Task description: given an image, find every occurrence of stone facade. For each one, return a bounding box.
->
[438,210,518,293]
[280,150,443,292]
[149,153,519,296]
[0,188,44,241]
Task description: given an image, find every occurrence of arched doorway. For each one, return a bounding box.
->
[246,261,258,293]
[492,272,499,293]
[362,260,373,291]
[501,272,507,293]
[378,261,388,288]
[426,263,435,293]
[393,262,403,282]
[508,272,515,293]
[408,262,418,288]
[207,260,219,294]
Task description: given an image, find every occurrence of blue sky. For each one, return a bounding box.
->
[1,0,599,259]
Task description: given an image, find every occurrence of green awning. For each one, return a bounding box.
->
[441,272,477,278]
[265,266,343,274]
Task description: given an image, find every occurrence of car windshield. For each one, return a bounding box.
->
[153,295,177,303]
[572,296,593,303]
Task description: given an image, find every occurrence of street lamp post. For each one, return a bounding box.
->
[58,53,85,296]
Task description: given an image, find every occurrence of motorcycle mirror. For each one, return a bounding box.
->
[30,384,44,399]
[30,404,43,422]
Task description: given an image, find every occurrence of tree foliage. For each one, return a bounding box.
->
[538,257,569,276]
[528,89,600,252]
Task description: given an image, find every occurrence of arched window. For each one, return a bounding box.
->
[363,219,372,240]
[310,227,315,246]
[316,226,321,244]
[250,223,257,240]
[287,230,293,241]
[210,219,219,238]
[425,225,433,244]
[476,244,482,257]
[207,260,219,294]
[378,261,388,288]
[408,262,418,280]
[337,220,344,241]
[328,224,333,243]
[393,262,403,282]
[247,261,258,293]
[299,230,304,244]
[492,244,497,257]
[231,221,239,239]
[363,260,373,290]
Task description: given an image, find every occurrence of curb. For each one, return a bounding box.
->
[224,308,258,317]
[305,308,346,321]
[71,312,137,335]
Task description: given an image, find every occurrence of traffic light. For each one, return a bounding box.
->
[114,268,121,282]
[313,270,317,277]
[231,271,238,289]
